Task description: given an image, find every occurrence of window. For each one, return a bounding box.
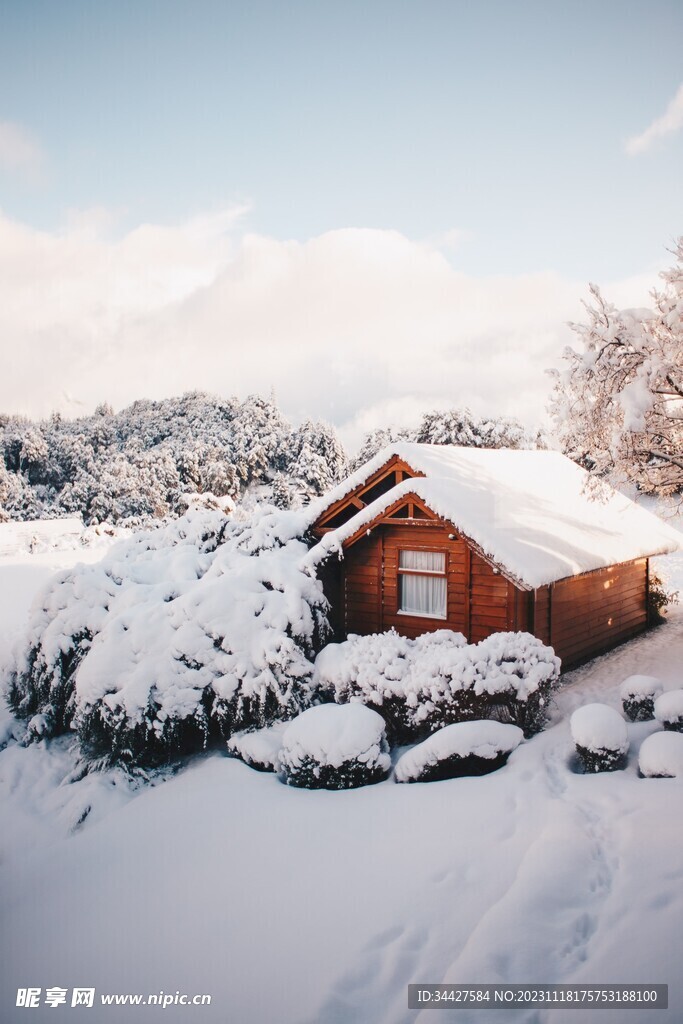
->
[398,550,447,619]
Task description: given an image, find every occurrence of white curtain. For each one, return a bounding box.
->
[398,551,446,617]
[399,551,445,572]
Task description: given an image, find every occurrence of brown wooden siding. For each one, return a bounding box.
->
[469,552,512,642]
[337,523,649,672]
[341,522,529,645]
[549,559,648,668]
[380,523,468,639]
[533,586,551,646]
[344,533,382,635]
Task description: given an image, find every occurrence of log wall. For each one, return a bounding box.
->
[549,558,648,668]
[338,525,649,671]
[381,523,468,639]
[343,533,383,635]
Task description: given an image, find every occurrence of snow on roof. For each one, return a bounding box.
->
[308,443,682,589]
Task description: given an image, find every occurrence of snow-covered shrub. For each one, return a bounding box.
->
[468,632,561,736]
[313,629,476,743]
[395,721,523,783]
[227,722,289,773]
[647,569,678,624]
[7,507,330,767]
[314,629,559,743]
[279,704,391,790]
[620,675,663,722]
[654,690,683,732]
[638,731,683,779]
[570,704,629,773]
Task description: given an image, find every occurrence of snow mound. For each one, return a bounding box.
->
[280,704,391,789]
[639,731,683,778]
[654,689,683,730]
[570,704,629,753]
[0,517,124,557]
[227,722,289,772]
[619,674,663,699]
[395,720,523,783]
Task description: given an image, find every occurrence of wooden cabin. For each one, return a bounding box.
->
[308,444,681,670]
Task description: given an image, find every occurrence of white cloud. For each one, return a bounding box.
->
[424,227,473,252]
[0,120,45,179]
[0,209,659,453]
[625,83,683,155]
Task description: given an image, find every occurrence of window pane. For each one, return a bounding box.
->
[399,574,447,617]
[399,550,445,572]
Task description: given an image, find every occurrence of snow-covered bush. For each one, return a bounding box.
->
[647,569,679,624]
[468,632,560,736]
[7,507,330,767]
[227,722,289,772]
[570,704,629,773]
[314,629,475,743]
[395,721,523,783]
[620,675,663,722]
[313,629,559,743]
[654,690,683,732]
[638,731,683,779]
[279,704,391,790]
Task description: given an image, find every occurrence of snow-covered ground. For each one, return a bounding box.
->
[1,518,682,1023]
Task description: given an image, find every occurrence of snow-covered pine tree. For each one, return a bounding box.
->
[351,410,530,472]
[286,419,350,500]
[414,408,528,449]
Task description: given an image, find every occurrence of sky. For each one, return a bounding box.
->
[0,0,681,449]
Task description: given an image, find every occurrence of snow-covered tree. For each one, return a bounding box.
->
[351,410,531,472]
[286,419,349,499]
[549,239,683,498]
[351,428,409,470]
[7,506,331,767]
[414,408,528,449]
[0,392,349,525]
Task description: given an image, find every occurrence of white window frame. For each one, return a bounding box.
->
[397,549,448,620]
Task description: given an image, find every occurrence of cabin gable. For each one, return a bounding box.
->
[313,456,423,534]
[321,495,526,643]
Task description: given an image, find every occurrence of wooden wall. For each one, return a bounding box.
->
[344,533,382,635]
[381,524,468,639]
[342,522,520,642]
[469,552,512,642]
[548,558,648,668]
[336,523,649,672]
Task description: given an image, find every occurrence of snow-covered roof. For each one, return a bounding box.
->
[308,443,682,589]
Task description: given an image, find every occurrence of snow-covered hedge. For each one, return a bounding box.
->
[279,703,391,790]
[395,721,523,783]
[313,629,559,742]
[7,507,330,767]
[227,722,289,772]
[638,731,683,779]
[570,704,629,773]
[620,675,663,722]
[654,690,683,732]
